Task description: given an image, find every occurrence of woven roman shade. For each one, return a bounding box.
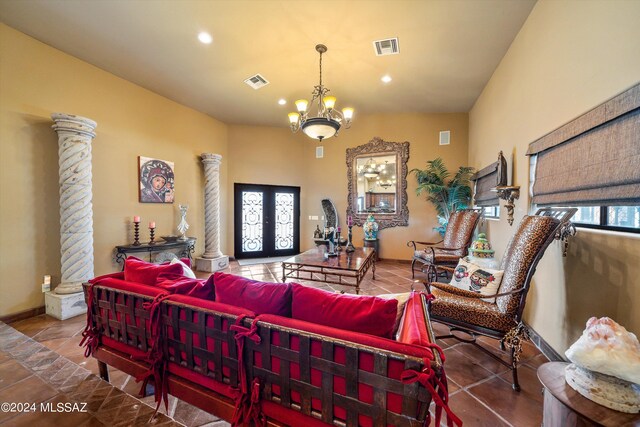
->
[527,83,640,206]
[471,152,507,207]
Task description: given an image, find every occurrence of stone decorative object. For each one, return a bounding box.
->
[196,153,229,272]
[51,113,97,296]
[564,317,640,413]
[177,204,189,240]
[363,214,379,240]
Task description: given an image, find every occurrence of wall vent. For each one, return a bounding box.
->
[244,74,269,89]
[373,38,399,56]
[439,130,451,146]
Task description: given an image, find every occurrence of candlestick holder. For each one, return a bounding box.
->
[133,221,141,246]
[346,225,356,253]
[336,231,342,251]
[149,227,156,245]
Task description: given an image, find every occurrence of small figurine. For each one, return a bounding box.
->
[313,225,322,239]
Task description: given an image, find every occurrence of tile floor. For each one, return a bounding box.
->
[5,259,548,426]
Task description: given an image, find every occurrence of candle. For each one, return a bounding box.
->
[337,227,341,233]
[133,216,140,223]
[149,221,155,229]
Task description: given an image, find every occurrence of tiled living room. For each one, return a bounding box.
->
[1,1,639,426]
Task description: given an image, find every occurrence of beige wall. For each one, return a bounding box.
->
[468,0,640,352]
[0,24,228,317]
[228,113,469,260]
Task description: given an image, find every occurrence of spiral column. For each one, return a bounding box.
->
[51,113,97,294]
[196,153,229,272]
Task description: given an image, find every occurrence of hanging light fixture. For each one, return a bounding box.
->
[362,158,379,178]
[288,44,354,141]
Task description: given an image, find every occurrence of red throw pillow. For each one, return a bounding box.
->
[155,273,214,300]
[291,284,398,339]
[397,292,433,347]
[124,256,183,286]
[213,272,292,316]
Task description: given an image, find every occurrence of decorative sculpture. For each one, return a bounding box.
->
[564,317,640,413]
[177,204,189,240]
[493,185,520,226]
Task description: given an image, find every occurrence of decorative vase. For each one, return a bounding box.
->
[469,233,494,258]
[177,204,189,240]
[363,214,379,240]
[467,232,499,268]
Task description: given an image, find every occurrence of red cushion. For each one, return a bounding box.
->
[124,256,183,286]
[213,272,292,316]
[166,294,257,318]
[291,284,398,339]
[397,292,432,347]
[89,271,125,283]
[155,273,214,299]
[88,276,166,298]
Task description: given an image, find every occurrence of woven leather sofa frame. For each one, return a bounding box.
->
[82,283,444,427]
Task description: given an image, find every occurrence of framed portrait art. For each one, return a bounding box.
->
[138,156,175,203]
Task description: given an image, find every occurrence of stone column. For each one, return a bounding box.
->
[51,113,97,294]
[196,153,229,272]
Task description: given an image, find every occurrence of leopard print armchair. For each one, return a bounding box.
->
[408,209,483,280]
[426,208,577,391]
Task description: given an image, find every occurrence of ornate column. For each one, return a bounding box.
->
[196,153,229,272]
[51,113,97,294]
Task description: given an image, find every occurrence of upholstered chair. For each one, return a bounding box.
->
[426,208,576,391]
[408,209,483,280]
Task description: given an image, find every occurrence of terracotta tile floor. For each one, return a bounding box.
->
[6,259,548,426]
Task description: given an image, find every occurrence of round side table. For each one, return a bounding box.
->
[537,362,640,427]
[363,238,379,261]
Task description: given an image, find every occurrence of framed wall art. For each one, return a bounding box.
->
[138,156,175,203]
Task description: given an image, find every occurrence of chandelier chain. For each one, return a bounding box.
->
[319,50,323,88]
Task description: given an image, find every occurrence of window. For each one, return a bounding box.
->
[569,206,639,233]
[481,205,500,219]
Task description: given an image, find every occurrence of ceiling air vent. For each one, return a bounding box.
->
[244,74,269,90]
[373,38,399,56]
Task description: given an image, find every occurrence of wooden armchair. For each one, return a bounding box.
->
[426,208,577,391]
[408,208,483,280]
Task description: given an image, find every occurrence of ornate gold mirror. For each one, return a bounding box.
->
[346,137,409,229]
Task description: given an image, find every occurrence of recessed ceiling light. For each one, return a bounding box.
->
[381,75,392,83]
[278,99,287,105]
[198,32,213,44]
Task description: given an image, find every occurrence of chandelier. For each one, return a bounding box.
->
[288,44,354,141]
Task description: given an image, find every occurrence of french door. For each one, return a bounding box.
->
[234,184,300,259]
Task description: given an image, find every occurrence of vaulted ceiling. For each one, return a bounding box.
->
[0,0,536,127]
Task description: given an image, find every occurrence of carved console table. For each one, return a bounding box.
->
[115,238,196,267]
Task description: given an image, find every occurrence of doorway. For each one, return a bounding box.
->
[233,183,300,259]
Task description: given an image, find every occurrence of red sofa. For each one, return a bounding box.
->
[81,260,459,427]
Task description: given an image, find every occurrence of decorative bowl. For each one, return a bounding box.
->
[160,235,179,242]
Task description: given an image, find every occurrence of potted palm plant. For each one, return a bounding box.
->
[411,158,474,236]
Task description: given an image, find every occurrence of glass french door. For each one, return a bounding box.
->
[234,184,300,259]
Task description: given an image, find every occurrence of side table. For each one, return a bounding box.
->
[115,237,196,268]
[537,362,639,427]
[363,238,379,261]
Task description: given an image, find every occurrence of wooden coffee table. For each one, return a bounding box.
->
[281,246,376,294]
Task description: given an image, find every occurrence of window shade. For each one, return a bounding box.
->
[471,152,507,207]
[527,83,640,206]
